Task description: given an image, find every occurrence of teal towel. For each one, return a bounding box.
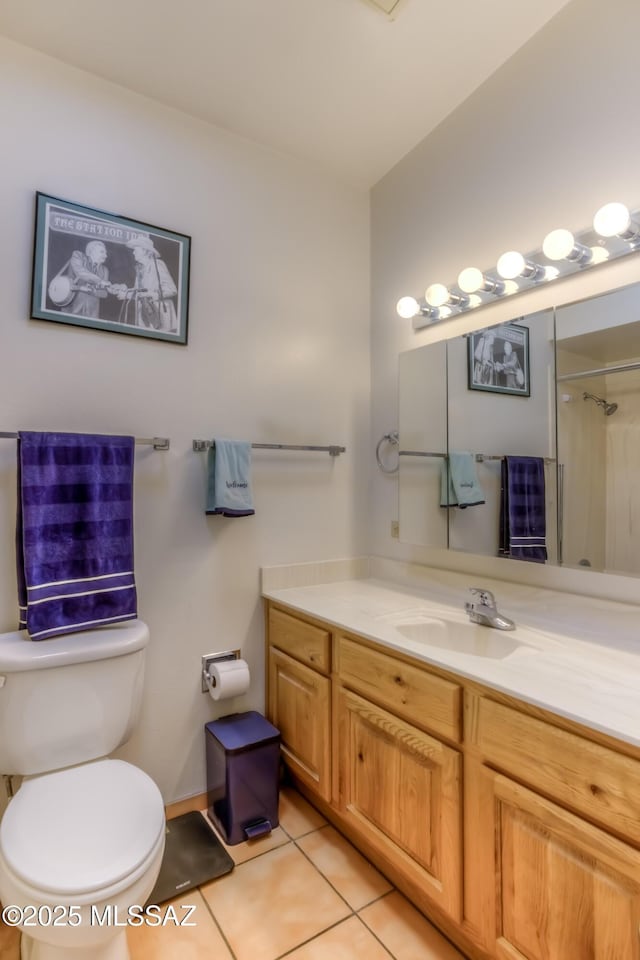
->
[206,440,255,517]
[440,452,485,509]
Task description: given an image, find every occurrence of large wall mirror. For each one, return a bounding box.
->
[398,280,640,578]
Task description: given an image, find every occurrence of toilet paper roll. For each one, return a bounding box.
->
[207,658,250,701]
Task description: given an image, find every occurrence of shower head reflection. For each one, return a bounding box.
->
[583,392,618,416]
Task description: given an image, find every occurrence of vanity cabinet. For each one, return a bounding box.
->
[265,600,640,960]
[334,633,463,919]
[266,605,331,801]
[466,696,640,959]
[472,769,640,959]
[335,684,462,920]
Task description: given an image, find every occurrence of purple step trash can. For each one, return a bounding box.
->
[205,711,280,845]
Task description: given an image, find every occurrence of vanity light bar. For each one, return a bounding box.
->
[398,201,640,330]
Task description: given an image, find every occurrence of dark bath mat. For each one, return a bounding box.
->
[146,811,234,905]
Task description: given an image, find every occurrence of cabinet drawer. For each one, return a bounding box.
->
[268,606,331,673]
[475,697,640,845]
[336,635,461,743]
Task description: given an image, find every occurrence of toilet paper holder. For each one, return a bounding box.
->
[201,650,242,693]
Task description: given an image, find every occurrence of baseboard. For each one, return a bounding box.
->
[165,792,208,821]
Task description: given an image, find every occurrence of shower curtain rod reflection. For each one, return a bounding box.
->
[192,440,346,456]
[0,432,170,450]
[557,358,640,381]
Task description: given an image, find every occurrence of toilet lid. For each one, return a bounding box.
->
[0,759,165,896]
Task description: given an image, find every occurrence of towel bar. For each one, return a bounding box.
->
[393,449,555,464]
[193,440,345,456]
[475,453,556,464]
[398,450,447,458]
[0,432,170,450]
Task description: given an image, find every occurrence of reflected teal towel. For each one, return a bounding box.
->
[440,452,485,509]
[206,440,255,517]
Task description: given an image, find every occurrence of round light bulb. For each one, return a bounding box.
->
[396,296,420,319]
[542,228,576,261]
[425,283,450,307]
[457,267,484,293]
[589,246,609,265]
[593,202,630,237]
[496,251,525,280]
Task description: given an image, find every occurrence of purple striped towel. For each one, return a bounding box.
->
[16,432,138,640]
[499,456,547,564]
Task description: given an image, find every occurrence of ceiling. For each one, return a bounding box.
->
[0,0,571,189]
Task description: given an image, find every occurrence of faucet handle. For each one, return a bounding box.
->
[469,587,495,606]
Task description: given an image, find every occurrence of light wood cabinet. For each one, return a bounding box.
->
[465,692,640,958]
[335,684,462,920]
[336,633,462,743]
[473,767,640,960]
[268,646,331,801]
[266,604,332,802]
[472,696,640,843]
[268,605,331,673]
[265,599,640,960]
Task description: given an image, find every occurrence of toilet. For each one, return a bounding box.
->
[0,620,166,960]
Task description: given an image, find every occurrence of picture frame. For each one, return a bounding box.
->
[467,322,530,397]
[31,192,190,344]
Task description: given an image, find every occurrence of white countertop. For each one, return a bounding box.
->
[263,568,640,749]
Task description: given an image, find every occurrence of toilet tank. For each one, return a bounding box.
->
[0,620,149,776]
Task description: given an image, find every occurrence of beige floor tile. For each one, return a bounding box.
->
[199,809,289,864]
[201,842,351,960]
[128,889,233,960]
[0,919,20,960]
[278,786,326,838]
[360,891,467,960]
[297,825,392,910]
[285,915,393,959]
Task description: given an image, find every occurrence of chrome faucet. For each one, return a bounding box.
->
[464,588,515,631]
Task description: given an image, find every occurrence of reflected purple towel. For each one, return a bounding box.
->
[499,456,547,564]
[16,432,137,640]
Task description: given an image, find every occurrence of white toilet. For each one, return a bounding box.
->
[0,620,166,960]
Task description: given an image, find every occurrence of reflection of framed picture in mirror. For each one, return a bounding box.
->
[467,323,530,396]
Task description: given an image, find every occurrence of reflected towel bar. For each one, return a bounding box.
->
[192,440,345,456]
[398,450,447,458]
[398,451,555,464]
[475,453,556,464]
[0,432,170,450]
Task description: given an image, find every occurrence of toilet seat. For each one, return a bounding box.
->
[0,759,165,897]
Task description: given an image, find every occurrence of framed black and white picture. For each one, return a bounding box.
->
[467,323,530,397]
[31,192,191,344]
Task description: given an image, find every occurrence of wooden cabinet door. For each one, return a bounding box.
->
[478,768,640,960]
[268,647,331,801]
[335,685,462,920]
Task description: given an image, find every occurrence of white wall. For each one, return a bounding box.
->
[0,38,370,803]
[369,0,640,603]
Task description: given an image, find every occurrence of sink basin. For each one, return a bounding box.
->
[394,617,533,659]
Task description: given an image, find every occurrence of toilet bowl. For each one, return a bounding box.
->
[0,759,165,960]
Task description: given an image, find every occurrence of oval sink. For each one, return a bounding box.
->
[394,617,533,659]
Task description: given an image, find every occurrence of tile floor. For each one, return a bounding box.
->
[0,787,467,959]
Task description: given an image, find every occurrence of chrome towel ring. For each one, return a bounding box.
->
[376,430,399,474]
